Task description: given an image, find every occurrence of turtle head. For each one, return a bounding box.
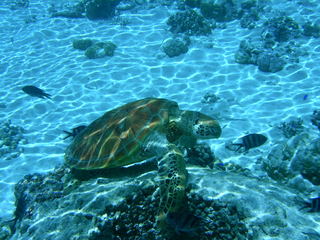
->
[179,110,221,139]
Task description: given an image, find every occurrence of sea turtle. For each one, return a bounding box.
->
[65,98,221,230]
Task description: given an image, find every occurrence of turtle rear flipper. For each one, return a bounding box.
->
[157,144,187,229]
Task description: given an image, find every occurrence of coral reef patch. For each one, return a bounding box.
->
[1,165,319,240]
[0,120,27,161]
[167,10,213,36]
[161,37,190,57]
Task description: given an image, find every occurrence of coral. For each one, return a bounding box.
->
[262,16,301,43]
[235,13,313,72]
[303,22,320,38]
[201,93,220,104]
[239,8,260,29]
[256,52,285,73]
[235,40,286,73]
[161,37,189,57]
[103,41,117,56]
[186,143,216,169]
[4,166,250,240]
[72,39,94,50]
[184,0,201,8]
[234,40,262,65]
[0,120,27,161]
[290,138,320,185]
[2,166,319,239]
[10,0,29,10]
[84,0,121,20]
[263,143,295,182]
[311,109,320,131]
[200,3,227,21]
[167,10,213,35]
[84,42,117,59]
[50,1,85,18]
[277,118,304,138]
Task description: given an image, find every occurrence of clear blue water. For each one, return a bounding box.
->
[0,0,320,239]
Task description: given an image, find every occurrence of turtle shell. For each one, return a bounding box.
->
[65,98,179,170]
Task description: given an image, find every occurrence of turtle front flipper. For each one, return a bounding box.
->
[156,144,187,230]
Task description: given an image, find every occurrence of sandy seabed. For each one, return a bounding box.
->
[0,0,320,226]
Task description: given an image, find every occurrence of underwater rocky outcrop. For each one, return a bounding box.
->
[183,0,264,28]
[302,21,320,38]
[235,39,287,73]
[84,0,121,20]
[72,39,117,59]
[50,0,121,20]
[72,39,94,51]
[161,36,190,58]
[1,163,319,240]
[262,121,320,188]
[167,9,213,36]
[235,14,312,72]
[0,120,27,161]
[290,138,320,186]
[85,41,117,59]
[9,0,29,10]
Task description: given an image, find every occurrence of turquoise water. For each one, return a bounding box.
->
[0,0,320,239]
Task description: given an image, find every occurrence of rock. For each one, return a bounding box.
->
[262,143,294,182]
[103,41,117,56]
[311,109,320,131]
[50,2,86,19]
[161,37,189,57]
[2,165,319,240]
[167,10,213,35]
[186,143,216,169]
[262,16,301,43]
[10,0,29,10]
[303,22,320,38]
[0,120,27,161]
[256,52,286,73]
[277,118,304,138]
[200,3,227,21]
[84,0,121,20]
[234,40,262,65]
[184,0,201,8]
[290,138,320,185]
[72,39,94,50]
[85,42,117,59]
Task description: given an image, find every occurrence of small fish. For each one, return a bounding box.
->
[166,211,202,236]
[303,94,308,101]
[233,133,267,152]
[63,125,87,140]
[5,192,28,233]
[22,85,51,99]
[300,197,320,212]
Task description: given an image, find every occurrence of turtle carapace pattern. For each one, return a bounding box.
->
[64,98,221,230]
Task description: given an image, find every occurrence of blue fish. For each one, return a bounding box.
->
[303,94,308,100]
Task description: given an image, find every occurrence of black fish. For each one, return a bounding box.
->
[166,211,202,236]
[233,133,267,152]
[22,85,51,99]
[300,197,320,212]
[5,192,28,233]
[63,125,87,140]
